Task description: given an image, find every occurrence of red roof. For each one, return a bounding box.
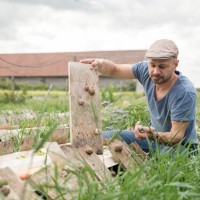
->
[0,50,146,77]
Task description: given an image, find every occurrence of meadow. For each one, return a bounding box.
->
[0,87,200,199]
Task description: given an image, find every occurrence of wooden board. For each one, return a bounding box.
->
[109,139,138,170]
[77,144,111,181]
[98,146,118,168]
[30,144,92,200]
[0,167,38,199]
[0,125,69,155]
[0,142,66,177]
[48,125,69,144]
[0,140,14,155]
[29,165,80,199]
[68,62,103,154]
[0,147,52,176]
[60,144,85,169]
[130,142,149,163]
[0,142,70,199]
[0,125,69,142]
[44,142,67,167]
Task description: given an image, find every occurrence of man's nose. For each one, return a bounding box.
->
[153,67,161,75]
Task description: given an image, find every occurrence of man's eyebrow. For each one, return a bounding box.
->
[149,61,168,66]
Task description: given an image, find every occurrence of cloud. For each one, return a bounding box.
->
[0,0,200,86]
[1,0,104,12]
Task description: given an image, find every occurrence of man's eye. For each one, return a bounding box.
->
[159,66,166,69]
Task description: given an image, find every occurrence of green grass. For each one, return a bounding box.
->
[0,89,200,199]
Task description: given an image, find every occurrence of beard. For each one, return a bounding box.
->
[150,74,171,84]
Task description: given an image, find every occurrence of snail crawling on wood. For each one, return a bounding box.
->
[114,144,123,152]
[88,87,95,95]
[78,98,85,105]
[0,178,10,197]
[86,147,94,155]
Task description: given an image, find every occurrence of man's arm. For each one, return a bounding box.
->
[80,58,136,79]
[134,120,189,146]
[154,121,189,145]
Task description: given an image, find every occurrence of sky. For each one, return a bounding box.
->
[0,0,200,87]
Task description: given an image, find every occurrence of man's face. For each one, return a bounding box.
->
[148,58,179,85]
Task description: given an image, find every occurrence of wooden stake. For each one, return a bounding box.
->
[68,62,103,154]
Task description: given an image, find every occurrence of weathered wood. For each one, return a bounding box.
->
[109,139,138,170]
[60,144,85,169]
[130,142,149,162]
[0,147,52,176]
[48,125,69,144]
[0,125,68,142]
[98,146,118,168]
[0,167,38,199]
[0,142,66,177]
[19,136,34,152]
[0,140,14,155]
[30,144,90,200]
[69,62,103,154]
[77,144,111,181]
[44,142,67,167]
[0,125,69,155]
[29,164,82,200]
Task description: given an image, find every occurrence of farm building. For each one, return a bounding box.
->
[0,50,146,90]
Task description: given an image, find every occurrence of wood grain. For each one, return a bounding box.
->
[69,62,103,154]
[109,139,138,170]
[77,144,111,181]
[0,167,38,199]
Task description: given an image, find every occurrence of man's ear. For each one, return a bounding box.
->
[174,59,179,70]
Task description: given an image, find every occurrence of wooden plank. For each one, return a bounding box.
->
[19,136,34,152]
[30,144,92,199]
[98,146,118,168]
[0,147,53,176]
[0,167,38,199]
[29,164,81,199]
[109,139,138,170]
[44,142,67,167]
[48,125,69,144]
[77,144,111,181]
[0,142,66,177]
[0,140,14,155]
[23,142,72,199]
[0,125,69,142]
[0,125,69,155]
[130,142,149,162]
[69,62,103,154]
[60,144,85,169]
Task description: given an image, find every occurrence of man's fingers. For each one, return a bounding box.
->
[135,121,141,126]
[138,126,145,133]
[135,121,145,133]
[80,58,96,64]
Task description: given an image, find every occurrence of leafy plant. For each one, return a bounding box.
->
[101,85,116,103]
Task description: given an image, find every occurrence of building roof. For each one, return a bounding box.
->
[0,50,146,77]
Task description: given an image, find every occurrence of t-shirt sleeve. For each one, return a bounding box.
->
[132,61,149,89]
[132,61,148,83]
[170,92,196,121]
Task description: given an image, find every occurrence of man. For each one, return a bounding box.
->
[80,39,198,154]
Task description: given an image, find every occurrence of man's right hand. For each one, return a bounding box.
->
[134,121,156,140]
[80,58,103,70]
[80,58,135,79]
[80,58,116,76]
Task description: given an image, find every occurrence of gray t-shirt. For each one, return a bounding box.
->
[132,61,198,145]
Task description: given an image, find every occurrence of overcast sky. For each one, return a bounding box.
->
[0,0,200,87]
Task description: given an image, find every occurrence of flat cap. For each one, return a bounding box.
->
[145,39,179,59]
